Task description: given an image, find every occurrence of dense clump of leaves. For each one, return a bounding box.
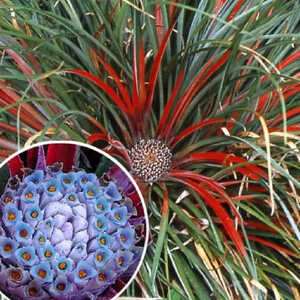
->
[0,0,299,299]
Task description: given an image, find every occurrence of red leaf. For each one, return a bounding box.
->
[177,177,246,256]
[227,0,243,21]
[26,147,38,169]
[183,152,267,181]
[46,144,77,172]
[169,169,242,224]
[96,55,133,116]
[157,69,184,138]
[164,51,231,137]
[8,155,24,178]
[145,25,175,115]
[68,69,130,114]
[260,51,300,83]
[169,118,227,148]
[248,235,298,257]
[155,4,164,45]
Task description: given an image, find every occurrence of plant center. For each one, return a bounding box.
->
[129,139,172,183]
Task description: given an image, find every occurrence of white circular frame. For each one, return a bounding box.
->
[0,140,149,300]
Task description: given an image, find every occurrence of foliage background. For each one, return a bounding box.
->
[0,0,299,299]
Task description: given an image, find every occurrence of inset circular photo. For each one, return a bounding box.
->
[0,141,148,300]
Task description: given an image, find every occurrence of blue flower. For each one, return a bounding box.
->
[30,262,53,283]
[114,250,134,271]
[38,218,55,237]
[15,246,38,266]
[78,172,97,189]
[55,257,74,274]
[118,227,135,249]
[83,183,100,200]
[15,221,34,243]
[33,231,47,247]
[58,172,75,190]
[94,247,114,268]
[69,242,87,262]
[110,206,128,226]
[63,192,80,206]
[21,182,39,204]
[74,261,97,284]
[2,203,22,227]
[0,237,19,258]
[94,215,108,232]
[23,170,44,185]
[50,275,70,295]
[25,204,43,222]
[97,233,111,248]
[95,268,115,286]
[104,181,122,202]
[94,198,111,214]
[38,245,56,261]
[43,179,61,196]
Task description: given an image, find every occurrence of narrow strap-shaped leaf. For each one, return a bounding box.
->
[156,69,184,138]
[169,169,242,224]
[68,69,130,114]
[96,55,134,116]
[248,235,299,257]
[151,183,169,288]
[145,25,175,115]
[177,177,246,256]
[182,152,267,181]
[169,118,228,148]
[164,51,230,138]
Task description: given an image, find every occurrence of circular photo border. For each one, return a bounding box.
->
[0,140,149,300]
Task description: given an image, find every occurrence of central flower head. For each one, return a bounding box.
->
[129,139,172,183]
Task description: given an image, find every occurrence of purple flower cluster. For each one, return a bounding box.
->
[0,163,143,300]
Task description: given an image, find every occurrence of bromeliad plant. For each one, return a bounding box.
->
[0,0,299,299]
[0,143,145,299]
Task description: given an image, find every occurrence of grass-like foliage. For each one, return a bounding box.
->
[0,0,299,299]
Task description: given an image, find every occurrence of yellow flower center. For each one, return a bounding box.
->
[7,213,16,221]
[58,262,67,270]
[37,269,47,278]
[97,221,103,228]
[96,254,103,262]
[114,213,121,221]
[100,238,106,245]
[56,283,66,291]
[120,235,126,243]
[4,244,12,252]
[68,195,75,201]
[25,192,33,199]
[63,179,70,184]
[22,252,31,261]
[78,269,87,279]
[10,269,22,281]
[48,185,56,192]
[20,230,28,238]
[28,287,38,296]
[44,250,52,258]
[39,237,45,243]
[31,211,38,218]
[3,197,12,204]
[98,273,106,281]
[87,190,95,196]
[97,204,103,210]
[118,257,124,265]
